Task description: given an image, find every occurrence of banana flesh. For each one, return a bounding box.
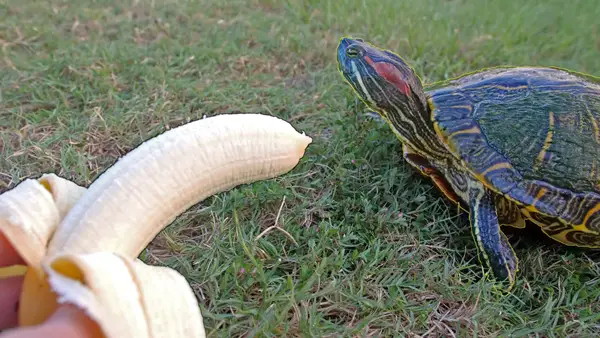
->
[0,113,312,338]
[47,113,312,259]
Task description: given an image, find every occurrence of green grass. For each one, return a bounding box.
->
[2,0,600,336]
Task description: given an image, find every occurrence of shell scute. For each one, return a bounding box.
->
[429,66,600,235]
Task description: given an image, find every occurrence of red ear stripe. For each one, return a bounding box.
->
[365,57,411,95]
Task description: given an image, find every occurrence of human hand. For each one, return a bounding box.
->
[0,233,102,338]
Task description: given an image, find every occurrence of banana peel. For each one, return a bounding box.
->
[0,113,312,338]
[0,174,85,273]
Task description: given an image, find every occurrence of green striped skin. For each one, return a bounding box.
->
[336,37,600,290]
[403,144,526,229]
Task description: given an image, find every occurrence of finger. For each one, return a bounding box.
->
[0,232,25,267]
[0,231,27,331]
[0,276,24,330]
[0,304,103,338]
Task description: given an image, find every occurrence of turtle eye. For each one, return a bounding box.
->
[346,47,360,58]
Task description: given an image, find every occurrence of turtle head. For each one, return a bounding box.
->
[337,37,428,122]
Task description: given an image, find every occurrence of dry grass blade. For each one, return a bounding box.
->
[254,196,299,246]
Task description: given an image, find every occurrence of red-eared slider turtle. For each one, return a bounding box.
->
[336,37,600,288]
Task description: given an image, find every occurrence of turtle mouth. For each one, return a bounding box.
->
[336,39,350,74]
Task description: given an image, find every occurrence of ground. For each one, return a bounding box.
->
[1,0,600,336]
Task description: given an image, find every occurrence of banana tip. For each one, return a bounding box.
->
[296,132,312,157]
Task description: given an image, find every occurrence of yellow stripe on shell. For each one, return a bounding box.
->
[448,125,481,138]
[479,162,514,178]
[534,111,555,169]
[450,105,473,112]
[586,104,600,144]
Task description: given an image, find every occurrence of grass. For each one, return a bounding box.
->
[1,0,600,336]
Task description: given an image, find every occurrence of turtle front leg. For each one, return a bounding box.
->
[468,183,519,289]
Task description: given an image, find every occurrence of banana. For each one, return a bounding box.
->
[0,174,86,273]
[47,113,312,259]
[0,113,312,338]
[39,173,88,222]
[46,252,205,338]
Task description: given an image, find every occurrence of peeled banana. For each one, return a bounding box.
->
[0,113,312,338]
[47,113,312,259]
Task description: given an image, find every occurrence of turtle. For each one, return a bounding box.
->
[336,37,600,289]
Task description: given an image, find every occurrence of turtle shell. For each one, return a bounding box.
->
[427,67,600,240]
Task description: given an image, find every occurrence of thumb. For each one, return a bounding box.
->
[0,305,103,338]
